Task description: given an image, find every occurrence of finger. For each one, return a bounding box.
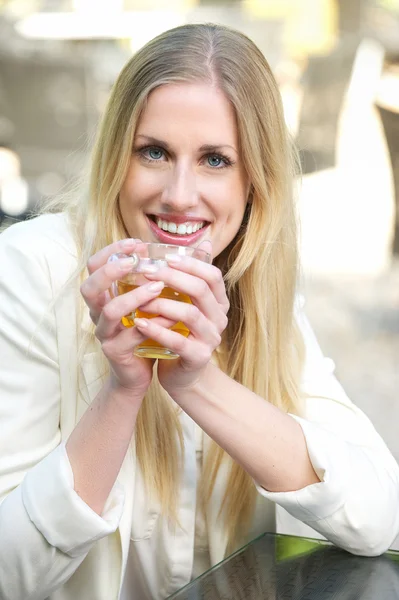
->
[100,313,177,358]
[149,315,179,330]
[139,297,223,345]
[95,281,165,341]
[100,321,149,361]
[143,265,229,326]
[134,318,213,366]
[86,239,140,275]
[164,254,229,314]
[81,255,140,321]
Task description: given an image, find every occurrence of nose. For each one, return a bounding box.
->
[160,162,199,212]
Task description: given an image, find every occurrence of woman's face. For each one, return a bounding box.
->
[119,82,249,258]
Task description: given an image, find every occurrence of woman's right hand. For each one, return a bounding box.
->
[80,239,169,398]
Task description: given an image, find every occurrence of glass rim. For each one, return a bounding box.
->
[132,241,211,260]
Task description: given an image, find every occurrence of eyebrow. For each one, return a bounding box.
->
[135,135,238,154]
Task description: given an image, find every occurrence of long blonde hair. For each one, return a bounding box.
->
[52,23,304,551]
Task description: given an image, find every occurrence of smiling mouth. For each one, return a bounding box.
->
[148,215,209,236]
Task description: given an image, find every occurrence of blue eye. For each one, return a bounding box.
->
[148,148,163,160]
[207,155,223,167]
[136,146,165,162]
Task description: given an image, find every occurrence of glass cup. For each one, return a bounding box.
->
[109,242,211,359]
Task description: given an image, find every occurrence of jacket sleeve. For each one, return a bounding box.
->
[0,220,124,600]
[256,300,399,556]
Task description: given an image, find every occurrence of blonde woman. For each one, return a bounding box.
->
[0,23,398,600]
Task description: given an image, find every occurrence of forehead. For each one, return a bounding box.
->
[136,82,238,146]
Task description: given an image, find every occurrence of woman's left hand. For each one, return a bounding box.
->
[133,241,229,395]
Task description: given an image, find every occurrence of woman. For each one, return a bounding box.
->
[0,23,398,600]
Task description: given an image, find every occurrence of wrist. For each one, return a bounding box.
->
[163,363,211,403]
[106,376,146,407]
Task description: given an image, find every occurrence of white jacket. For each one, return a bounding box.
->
[0,214,398,600]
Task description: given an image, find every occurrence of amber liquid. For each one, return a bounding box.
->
[117,281,192,359]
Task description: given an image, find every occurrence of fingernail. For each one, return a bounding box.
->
[119,257,137,269]
[122,238,136,247]
[140,264,159,273]
[134,318,148,328]
[148,281,164,292]
[108,253,123,263]
[165,254,182,263]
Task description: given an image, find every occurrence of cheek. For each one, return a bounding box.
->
[121,163,164,205]
[214,199,247,246]
[215,179,248,243]
[207,173,247,208]
[220,182,248,224]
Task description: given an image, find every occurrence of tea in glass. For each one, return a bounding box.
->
[110,243,211,359]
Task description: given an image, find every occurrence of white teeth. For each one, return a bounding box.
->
[167,222,177,233]
[177,224,187,235]
[155,218,205,236]
[193,222,204,232]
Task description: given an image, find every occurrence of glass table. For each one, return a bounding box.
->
[167,533,399,599]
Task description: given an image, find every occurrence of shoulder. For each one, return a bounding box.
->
[1,213,77,259]
[0,213,79,291]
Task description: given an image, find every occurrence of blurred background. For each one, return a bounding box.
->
[0,0,398,541]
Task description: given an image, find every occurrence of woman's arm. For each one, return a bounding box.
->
[129,252,399,555]
[135,254,318,492]
[0,218,122,600]
[0,219,151,599]
[169,361,320,492]
[167,311,399,556]
[65,379,141,514]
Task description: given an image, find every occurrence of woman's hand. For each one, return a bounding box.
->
[80,239,173,398]
[133,241,230,396]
